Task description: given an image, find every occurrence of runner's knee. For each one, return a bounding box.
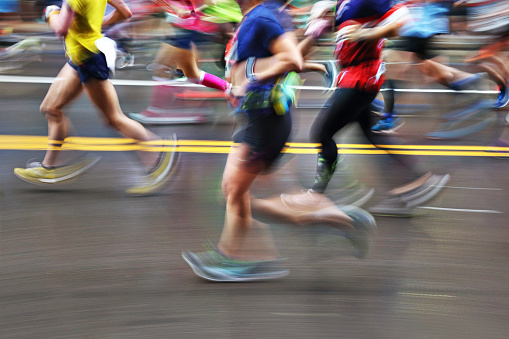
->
[40,104,64,122]
[104,114,124,130]
[222,179,247,201]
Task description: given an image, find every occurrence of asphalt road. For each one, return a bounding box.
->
[1,41,509,339]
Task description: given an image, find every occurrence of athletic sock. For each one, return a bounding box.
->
[311,154,338,193]
[190,71,230,92]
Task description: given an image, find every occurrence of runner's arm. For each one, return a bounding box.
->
[47,2,74,38]
[195,0,218,12]
[340,20,403,41]
[103,0,133,27]
[340,7,411,42]
[252,33,303,83]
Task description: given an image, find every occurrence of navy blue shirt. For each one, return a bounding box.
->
[235,4,285,63]
[263,0,295,33]
[335,0,393,26]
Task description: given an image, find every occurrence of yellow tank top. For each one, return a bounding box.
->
[65,0,109,65]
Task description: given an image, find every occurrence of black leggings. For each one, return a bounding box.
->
[310,87,422,177]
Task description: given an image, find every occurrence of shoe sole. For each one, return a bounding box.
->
[492,94,509,109]
[14,156,101,186]
[182,251,225,282]
[368,208,418,218]
[126,134,180,196]
[399,174,444,202]
[330,187,375,207]
[372,121,405,134]
[368,174,451,217]
[406,174,451,207]
[182,251,289,282]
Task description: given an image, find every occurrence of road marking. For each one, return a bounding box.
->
[398,292,457,298]
[272,313,341,317]
[0,75,499,94]
[1,135,508,157]
[418,206,502,213]
[443,185,502,191]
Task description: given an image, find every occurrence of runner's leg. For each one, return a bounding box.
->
[40,63,84,167]
[83,77,161,169]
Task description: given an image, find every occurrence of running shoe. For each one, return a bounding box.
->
[14,155,101,185]
[403,173,451,207]
[493,85,509,109]
[115,47,134,69]
[366,198,418,218]
[322,60,337,92]
[125,134,179,196]
[371,116,403,134]
[449,73,483,91]
[328,183,375,207]
[281,189,325,210]
[368,173,450,217]
[340,205,377,259]
[182,246,289,282]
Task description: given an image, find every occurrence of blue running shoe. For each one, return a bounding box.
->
[340,206,377,259]
[449,73,483,91]
[493,85,509,108]
[182,246,289,282]
[371,116,403,134]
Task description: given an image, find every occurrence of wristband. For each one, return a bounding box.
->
[43,5,61,23]
[245,57,258,83]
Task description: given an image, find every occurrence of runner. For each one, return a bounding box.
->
[461,0,509,108]
[461,0,509,150]
[264,0,338,90]
[182,0,375,282]
[373,0,490,133]
[280,0,450,217]
[13,0,178,196]
[130,0,243,124]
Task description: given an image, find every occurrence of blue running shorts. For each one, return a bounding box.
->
[69,52,110,83]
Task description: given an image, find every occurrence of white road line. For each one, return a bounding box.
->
[0,75,200,87]
[418,206,502,213]
[442,185,502,191]
[0,75,500,93]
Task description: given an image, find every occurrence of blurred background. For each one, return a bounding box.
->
[1,1,509,338]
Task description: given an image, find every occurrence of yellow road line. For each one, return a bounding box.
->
[0,135,508,156]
